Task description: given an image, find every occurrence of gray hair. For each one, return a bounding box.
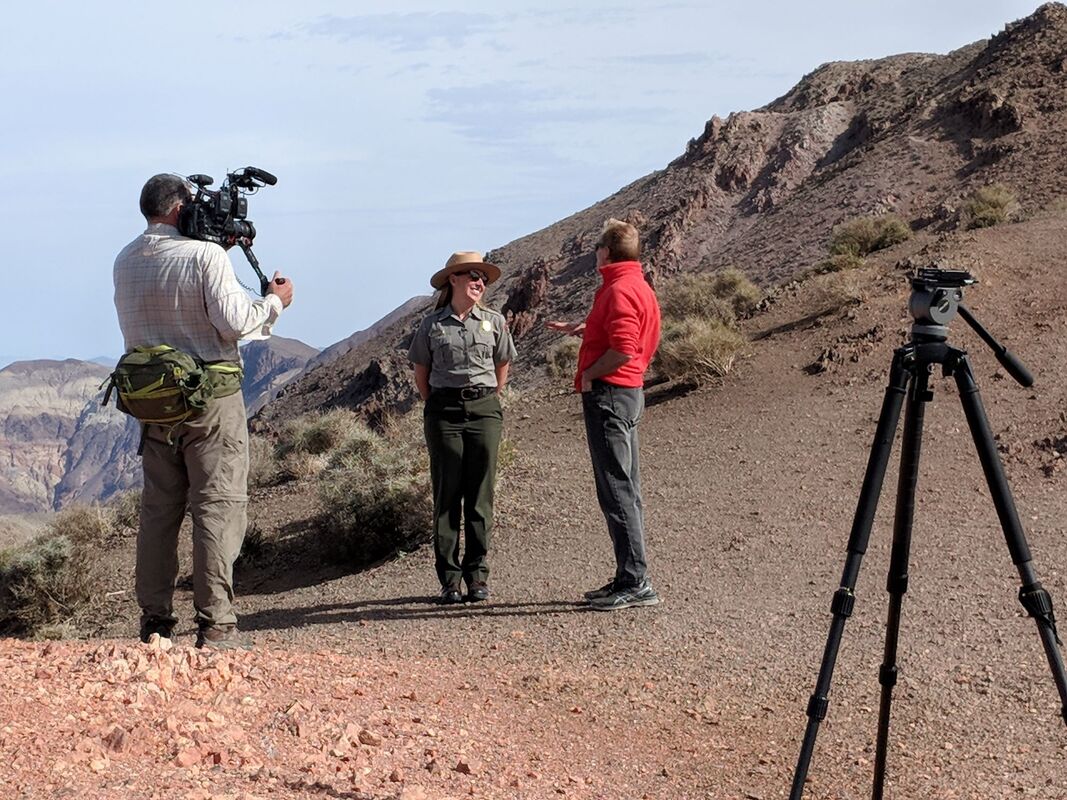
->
[139,174,192,220]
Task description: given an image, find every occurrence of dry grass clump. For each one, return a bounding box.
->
[106,490,141,530]
[654,269,760,383]
[546,337,581,381]
[809,270,869,315]
[318,414,431,566]
[656,318,745,382]
[817,252,866,274]
[0,505,121,637]
[829,214,911,260]
[659,268,762,324]
[275,408,365,481]
[248,435,279,488]
[278,408,363,457]
[962,183,1020,229]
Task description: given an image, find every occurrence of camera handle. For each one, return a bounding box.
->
[235,240,270,297]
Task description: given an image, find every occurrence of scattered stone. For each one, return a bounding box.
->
[175,747,202,768]
[357,728,383,747]
[455,758,481,775]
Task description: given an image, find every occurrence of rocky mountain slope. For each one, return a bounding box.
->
[0,360,140,513]
[256,2,1067,429]
[241,336,319,417]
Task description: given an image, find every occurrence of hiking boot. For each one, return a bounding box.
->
[196,625,253,651]
[440,584,463,605]
[583,579,616,602]
[466,581,490,602]
[589,580,661,611]
[139,616,175,643]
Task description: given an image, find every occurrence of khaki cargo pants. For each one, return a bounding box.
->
[136,392,248,631]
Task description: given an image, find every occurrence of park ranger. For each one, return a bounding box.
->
[408,252,517,604]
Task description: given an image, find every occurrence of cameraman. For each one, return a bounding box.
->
[113,173,294,650]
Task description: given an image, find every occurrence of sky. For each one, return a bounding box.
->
[0,0,1046,364]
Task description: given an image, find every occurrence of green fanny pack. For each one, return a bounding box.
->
[103,345,243,426]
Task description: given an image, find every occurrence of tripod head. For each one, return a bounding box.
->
[908,267,975,339]
[908,267,1032,387]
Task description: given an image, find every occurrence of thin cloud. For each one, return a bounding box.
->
[612,52,733,66]
[425,81,671,145]
[304,12,496,51]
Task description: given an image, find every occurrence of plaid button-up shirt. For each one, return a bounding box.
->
[113,223,283,364]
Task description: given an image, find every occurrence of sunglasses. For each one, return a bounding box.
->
[458,269,488,284]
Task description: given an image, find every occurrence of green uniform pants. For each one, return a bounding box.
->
[423,391,503,588]
[136,391,249,631]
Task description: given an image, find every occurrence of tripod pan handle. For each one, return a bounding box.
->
[996,348,1033,388]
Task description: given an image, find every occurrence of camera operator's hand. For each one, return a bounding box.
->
[268,271,294,308]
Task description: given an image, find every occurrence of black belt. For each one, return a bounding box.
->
[431,386,495,400]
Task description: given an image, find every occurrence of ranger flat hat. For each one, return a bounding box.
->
[430,251,502,290]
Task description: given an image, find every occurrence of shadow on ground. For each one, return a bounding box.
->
[239,596,589,632]
[236,515,365,596]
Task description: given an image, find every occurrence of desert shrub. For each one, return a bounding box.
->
[659,269,762,324]
[811,252,866,275]
[277,408,363,458]
[655,317,745,383]
[279,451,330,482]
[0,502,130,635]
[318,415,432,566]
[235,521,266,568]
[810,271,868,315]
[248,435,279,488]
[546,337,581,380]
[829,214,911,260]
[962,183,1019,229]
[50,505,119,547]
[107,490,141,530]
[0,532,91,635]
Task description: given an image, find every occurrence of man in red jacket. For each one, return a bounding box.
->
[547,218,662,610]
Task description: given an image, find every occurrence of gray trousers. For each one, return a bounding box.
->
[582,381,648,588]
[136,391,248,630]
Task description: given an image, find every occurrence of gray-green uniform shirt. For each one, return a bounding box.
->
[408,304,517,388]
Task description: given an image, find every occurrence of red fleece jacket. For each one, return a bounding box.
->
[575,261,661,391]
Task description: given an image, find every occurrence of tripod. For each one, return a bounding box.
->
[789,269,1067,800]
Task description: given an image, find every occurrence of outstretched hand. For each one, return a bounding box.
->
[545,320,585,337]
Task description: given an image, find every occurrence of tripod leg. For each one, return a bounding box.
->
[872,364,932,800]
[789,350,912,800]
[953,355,1067,726]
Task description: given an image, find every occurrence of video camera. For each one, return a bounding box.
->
[177,166,278,296]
